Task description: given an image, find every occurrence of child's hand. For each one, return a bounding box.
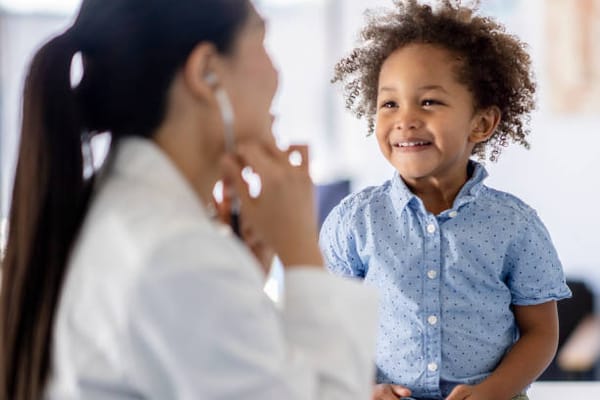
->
[445,384,497,400]
[372,383,412,400]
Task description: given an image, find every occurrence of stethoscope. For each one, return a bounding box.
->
[205,72,241,237]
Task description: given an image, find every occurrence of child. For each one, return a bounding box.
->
[319,1,571,399]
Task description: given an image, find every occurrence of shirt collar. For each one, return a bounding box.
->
[390,160,488,214]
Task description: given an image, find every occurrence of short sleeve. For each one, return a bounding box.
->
[319,200,366,279]
[505,210,572,305]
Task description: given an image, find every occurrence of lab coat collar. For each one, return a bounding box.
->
[108,137,211,224]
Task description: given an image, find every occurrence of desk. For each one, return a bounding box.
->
[528,381,600,399]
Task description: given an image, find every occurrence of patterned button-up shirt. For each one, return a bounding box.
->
[319,161,571,399]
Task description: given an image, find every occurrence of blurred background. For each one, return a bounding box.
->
[0,0,599,388]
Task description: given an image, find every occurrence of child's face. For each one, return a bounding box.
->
[375,43,489,186]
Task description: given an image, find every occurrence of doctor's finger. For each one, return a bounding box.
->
[235,143,281,176]
[261,138,290,163]
[287,144,310,172]
[212,180,233,222]
[220,154,251,204]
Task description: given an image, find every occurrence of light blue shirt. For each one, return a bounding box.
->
[319,161,571,399]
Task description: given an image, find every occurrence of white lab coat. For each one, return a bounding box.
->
[44,137,378,400]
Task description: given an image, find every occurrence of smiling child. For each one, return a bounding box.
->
[320,1,571,399]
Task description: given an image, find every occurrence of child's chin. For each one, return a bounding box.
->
[393,160,435,179]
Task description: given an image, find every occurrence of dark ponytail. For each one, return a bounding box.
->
[0,1,249,398]
[0,31,92,400]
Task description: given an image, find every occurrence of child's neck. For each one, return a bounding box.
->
[412,185,462,215]
[403,167,471,216]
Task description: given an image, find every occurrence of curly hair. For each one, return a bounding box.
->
[333,0,536,161]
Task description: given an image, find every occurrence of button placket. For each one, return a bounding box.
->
[422,215,442,383]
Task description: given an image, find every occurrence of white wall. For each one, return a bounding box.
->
[1,0,598,294]
[346,0,600,289]
[487,117,600,292]
[0,11,70,217]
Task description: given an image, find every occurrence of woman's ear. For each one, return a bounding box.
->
[182,42,221,101]
[469,106,501,143]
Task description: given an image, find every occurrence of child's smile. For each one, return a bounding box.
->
[392,138,433,152]
[326,2,552,397]
[375,43,495,196]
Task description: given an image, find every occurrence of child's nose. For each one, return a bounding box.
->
[393,109,423,130]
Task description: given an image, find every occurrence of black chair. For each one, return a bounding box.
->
[314,179,350,229]
[539,279,599,380]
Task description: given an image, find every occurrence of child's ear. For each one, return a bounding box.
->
[469,106,501,143]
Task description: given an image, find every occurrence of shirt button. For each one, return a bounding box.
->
[449,210,458,218]
[427,270,437,279]
[428,315,438,325]
[427,362,438,372]
[426,223,436,234]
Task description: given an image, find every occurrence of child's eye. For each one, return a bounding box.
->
[380,101,397,109]
[422,99,443,107]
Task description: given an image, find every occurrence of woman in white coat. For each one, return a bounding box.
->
[0,0,378,399]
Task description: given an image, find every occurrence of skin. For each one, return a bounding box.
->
[372,44,559,400]
[153,2,322,268]
[375,43,499,215]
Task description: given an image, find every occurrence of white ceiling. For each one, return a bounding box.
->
[0,0,323,15]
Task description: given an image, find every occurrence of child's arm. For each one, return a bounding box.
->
[446,301,558,400]
[318,199,366,278]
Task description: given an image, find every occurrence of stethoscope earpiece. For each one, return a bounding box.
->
[204,72,219,87]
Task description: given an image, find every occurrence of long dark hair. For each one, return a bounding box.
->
[0,1,249,398]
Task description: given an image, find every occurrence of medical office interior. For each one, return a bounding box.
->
[0,0,599,397]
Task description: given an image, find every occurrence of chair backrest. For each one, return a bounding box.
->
[557,280,595,349]
[539,279,597,380]
[314,180,351,230]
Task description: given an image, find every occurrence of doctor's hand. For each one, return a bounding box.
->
[221,141,323,268]
[240,222,276,275]
[214,181,275,275]
[372,383,412,400]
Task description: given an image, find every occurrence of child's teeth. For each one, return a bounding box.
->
[400,141,427,147]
